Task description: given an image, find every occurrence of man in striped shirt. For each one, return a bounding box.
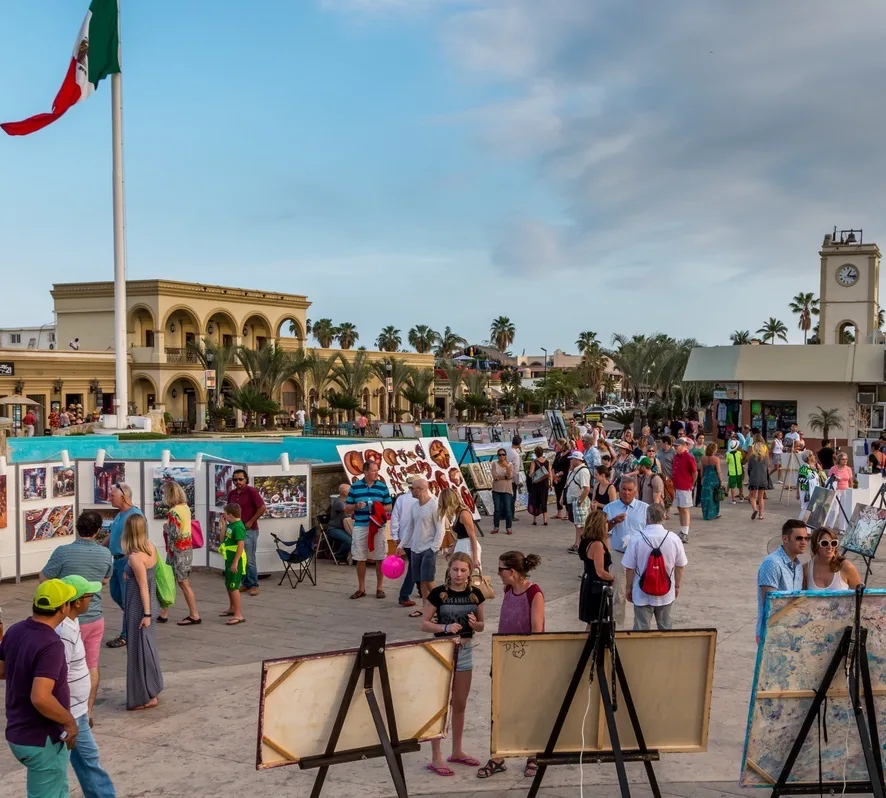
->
[57,575,117,797]
[346,460,392,600]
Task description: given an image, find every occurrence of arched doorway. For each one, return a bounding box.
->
[837,320,858,344]
[129,306,156,348]
[131,375,158,414]
[204,309,238,350]
[162,307,202,363]
[362,388,370,415]
[275,315,304,342]
[164,375,203,431]
[241,313,273,351]
[281,379,303,413]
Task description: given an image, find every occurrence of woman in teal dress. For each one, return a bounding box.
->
[700,442,723,520]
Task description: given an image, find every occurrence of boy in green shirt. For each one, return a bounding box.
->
[219,503,247,625]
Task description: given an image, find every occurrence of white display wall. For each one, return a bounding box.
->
[18,461,77,577]
[0,467,17,580]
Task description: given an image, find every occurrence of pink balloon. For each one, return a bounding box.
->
[381,555,406,580]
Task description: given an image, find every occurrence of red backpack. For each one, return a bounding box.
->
[637,531,672,597]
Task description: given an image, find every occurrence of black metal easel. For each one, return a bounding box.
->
[823,475,853,528]
[298,632,420,798]
[768,585,885,797]
[527,588,661,798]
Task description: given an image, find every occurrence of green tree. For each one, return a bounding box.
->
[439,361,465,419]
[375,325,401,352]
[185,337,236,411]
[330,351,373,421]
[489,316,516,353]
[575,331,600,358]
[434,327,468,358]
[756,318,789,344]
[808,406,844,442]
[401,367,436,417]
[312,318,337,348]
[304,352,339,422]
[463,371,490,421]
[730,330,751,345]
[371,357,411,417]
[336,322,359,350]
[408,325,438,354]
[229,384,279,430]
[235,343,305,428]
[789,292,820,345]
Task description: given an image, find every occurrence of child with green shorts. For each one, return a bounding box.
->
[219,503,247,625]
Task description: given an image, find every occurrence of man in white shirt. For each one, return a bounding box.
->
[784,424,800,450]
[602,476,649,626]
[397,478,445,606]
[57,575,117,797]
[390,476,420,613]
[623,503,688,631]
[507,436,524,520]
[296,408,306,428]
[565,451,591,553]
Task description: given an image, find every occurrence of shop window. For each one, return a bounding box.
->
[751,401,797,438]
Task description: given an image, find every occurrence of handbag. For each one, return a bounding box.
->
[713,485,727,503]
[531,464,549,484]
[155,555,177,609]
[471,567,495,600]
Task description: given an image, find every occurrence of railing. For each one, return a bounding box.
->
[164,347,200,365]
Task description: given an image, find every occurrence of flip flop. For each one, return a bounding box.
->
[156,616,168,623]
[376,590,386,599]
[448,755,481,767]
[426,764,455,777]
[226,618,246,625]
[350,590,366,600]
[177,616,202,626]
[408,610,423,618]
[219,611,235,617]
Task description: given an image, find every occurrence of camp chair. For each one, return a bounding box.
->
[271,525,318,588]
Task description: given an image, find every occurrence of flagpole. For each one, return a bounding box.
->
[111,59,128,429]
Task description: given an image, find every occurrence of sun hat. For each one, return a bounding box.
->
[728,439,740,452]
[406,474,419,485]
[61,575,103,601]
[569,450,584,460]
[34,579,77,611]
[638,457,653,468]
[615,440,632,450]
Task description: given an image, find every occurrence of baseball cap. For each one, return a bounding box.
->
[638,457,653,468]
[61,575,103,601]
[675,437,691,446]
[569,450,584,460]
[34,579,77,611]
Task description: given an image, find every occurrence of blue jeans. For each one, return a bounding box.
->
[243,528,259,588]
[398,547,416,603]
[70,714,116,798]
[492,491,513,531]
[8,736,69,798]
[110,557,127,640]
[326,527,352,559]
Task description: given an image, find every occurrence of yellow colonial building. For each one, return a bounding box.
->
[0,279,435,432]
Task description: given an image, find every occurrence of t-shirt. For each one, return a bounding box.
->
[109,506,144,557]
[296,410,305,425]
[818,447,835,470]
[328,497,347,531]
[0,618,70,746]
[41,538,113,624]
[637,472,664,505]
[784,432,800,448]
[565,465,591,503]
[507,447,524,485]
[671,451,698,491]
[23,413,35,426]
[346,478,392,526]
[227,485,265,530]
[401,497,444,553]
[427,585,485,639]
[622,525,688,607]
[658,448,675,478]
[56,618,90,719]
[223,519,247,560]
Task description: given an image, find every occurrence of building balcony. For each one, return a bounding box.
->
[165,347,200,365]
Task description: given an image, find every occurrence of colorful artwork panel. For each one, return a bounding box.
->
[24,504,74,542]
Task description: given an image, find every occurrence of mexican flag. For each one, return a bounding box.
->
[2,0,120,136]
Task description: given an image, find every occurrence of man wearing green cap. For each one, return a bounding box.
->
[57,576,117,797]
[0,579,79,797]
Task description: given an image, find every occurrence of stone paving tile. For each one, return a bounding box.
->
[0,494,881,797]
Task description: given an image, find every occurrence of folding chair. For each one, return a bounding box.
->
[271,525,318,588]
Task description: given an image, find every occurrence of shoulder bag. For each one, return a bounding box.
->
[471,567,495,600]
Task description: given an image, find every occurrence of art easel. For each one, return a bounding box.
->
[778,450,803,504]
[527,588,661,798]
[823,474,853,529]
[768,585,885,798]
[298,631,420,798]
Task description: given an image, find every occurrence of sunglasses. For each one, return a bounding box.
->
[233,477,246,482]
[793,535,810,542]
[818,539,838,548]
[497,452,507,457]
[497,566,512,573]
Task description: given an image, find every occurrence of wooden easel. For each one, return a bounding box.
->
[778,451,802,503]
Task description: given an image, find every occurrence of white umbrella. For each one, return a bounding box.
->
[452,355,475,362]
[0,396,40,407]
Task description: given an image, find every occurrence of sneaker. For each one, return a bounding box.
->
[678,532,690,543]
[567,545,578,554]
[248,587,260,596]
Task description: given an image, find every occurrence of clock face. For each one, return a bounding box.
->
[837,264,860,286]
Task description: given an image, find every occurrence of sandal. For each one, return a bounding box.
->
[448,755,481,767]
[408,610,422,618]
[376,590,386,599]
[219,611,235,617]
[524,757,538,778]
[477,759,507,779]
[105,636,126,648]
[156,616,168,623]
[349,590,366,600]
[427,763,454,777]
[226,617,246,625]
[177,616,202,626]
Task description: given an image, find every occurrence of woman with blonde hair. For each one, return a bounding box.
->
[438,488,481,567]
[122,513,164,710]
[422,552,485,776]
[747,441,773,521]
[578,509,614,628]
[158,480,201,625]
[804,527,860,590]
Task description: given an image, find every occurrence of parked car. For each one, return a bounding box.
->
[602,404,620,414]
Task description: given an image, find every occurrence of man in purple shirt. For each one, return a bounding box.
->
[227,468,267,596]
[0,579,79,796]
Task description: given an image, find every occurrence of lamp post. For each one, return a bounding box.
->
[385,361,393,425]
[541,347,548,414]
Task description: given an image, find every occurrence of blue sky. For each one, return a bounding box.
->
[2,0,886,352]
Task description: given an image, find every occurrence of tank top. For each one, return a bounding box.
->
[498,583,544,634]
[594,482,613,506]
[452,514,469,540]
[579,538,612,583]
[806,560,848,591]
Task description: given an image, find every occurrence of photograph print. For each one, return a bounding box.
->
[152,466,196,519]
[0,475,6,529]
[805,486,836,529]
[94,462,126,504]
[52,466,75,498]
[22,467,47,502]
[841,504,886,558]
[208,510,225,551]
[214,464,237,508]
[24,504,74,542]
[254,474,307,519]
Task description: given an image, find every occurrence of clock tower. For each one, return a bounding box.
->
[818,228,880,345]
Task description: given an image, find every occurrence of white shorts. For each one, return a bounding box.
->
[674,489,694,508]
[351,525,385,561]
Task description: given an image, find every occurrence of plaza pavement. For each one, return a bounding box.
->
[0,490,881,798]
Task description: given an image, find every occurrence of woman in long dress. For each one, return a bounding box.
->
[122,513,164,710]
[527,446,551,525]
[699,443,723,520]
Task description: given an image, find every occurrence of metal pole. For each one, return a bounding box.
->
[111,59,129,429]
[541,347,548,414]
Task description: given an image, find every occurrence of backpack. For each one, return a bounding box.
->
[190,519,204,549]
[637,530,672,597]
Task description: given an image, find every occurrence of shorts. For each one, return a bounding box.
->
[455,640,473,671]
[571,498,590,527]
[79,618,104,670]
[728,474,743,490]
[351,525,385,562]
[167,549,193,583]
[224,558,243,591]
[674,490,693,509]
[411,548,438,583]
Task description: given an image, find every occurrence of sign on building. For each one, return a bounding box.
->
[713,382,740,400]
[0,362,13,376]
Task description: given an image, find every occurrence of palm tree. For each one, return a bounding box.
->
[789,292,820,344]
[489,316,516,353]
[335,322,359,350]
[434,327,468,359]
[371,357,411,417]
[304,351,339,421]
[330,350,373,421]
[235,343,305,427]
[229,384,279,430]
[878,307,885,330]
[375,326,401,352]
[408,325,439,354]
[808,406,844,442]
[730,330,751,345]
[438,361,465,419]
[401,367,436,417]
[575,331,600,359]
[312,318,337,349]
[185,337,236,410]
[756,318,789,344]
[463,371,490,421]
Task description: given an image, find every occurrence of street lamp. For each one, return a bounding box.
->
[540,347,548,413]
[385,361,393,424]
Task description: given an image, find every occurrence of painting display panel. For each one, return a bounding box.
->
[254,475,307,519]
[841,503,886,558]
[94,462,126,504]
[24,504,74,542]
[52,466,75,499]
[804,486,836,529]
[152,466,196,519]
[467,462,492,490]
[208,511,225,551]
[741,590,886,788]
[476,490,494,516]
[214,464,237,509]
[0,475,6,529]
[94,508,118,544]
[22,467,47,502]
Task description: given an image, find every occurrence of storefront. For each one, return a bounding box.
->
[750,400,798,438]
[713,383,741,445]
